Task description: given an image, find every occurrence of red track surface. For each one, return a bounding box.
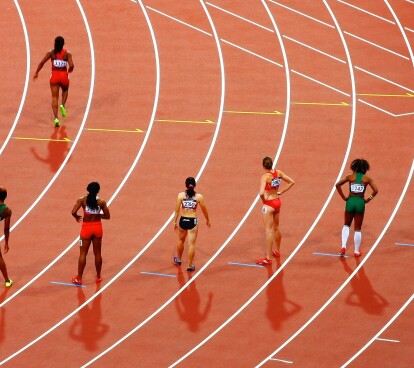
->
[0,1,413,367]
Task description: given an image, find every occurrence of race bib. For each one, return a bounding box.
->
[53,59,67,68]
[271,177,281,188]
[182,199,197,209]
[350,183,365,193]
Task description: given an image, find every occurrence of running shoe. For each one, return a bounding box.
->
[96,276,103,283]
[59,104,67,118]
[72,275,82,285]
[54,118,60,127]
[5,279,13,288]
[339,247,346,256]
[173,256,181,266]
[256,258,272,265]
[354,251,362,257]
[272,250,280,258]
[187,265,195,272]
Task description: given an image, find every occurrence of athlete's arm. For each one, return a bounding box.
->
[71,198,83,222]
[198,195,211,227]
[365,177,379,203]
[33,51,52,80]
[335,175,350,201]
[173,194,183,230]
[278,170,295,195]
[3,208,11,253]
[67,52,74,73]
[99,200,110,220]
[259,174,269,202]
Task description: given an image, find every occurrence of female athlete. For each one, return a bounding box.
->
[257,156,294,265]
[71,182,110,285]
[173,177,210,272]
[0,187,12,287]
[336,158,378,257]
[33,36,74,127]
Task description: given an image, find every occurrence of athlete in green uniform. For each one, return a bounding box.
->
[335,159,378,257]
[0,187,12,287]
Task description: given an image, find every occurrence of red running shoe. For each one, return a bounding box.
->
[96,276,103,283]
[72,276,82,285]
[339,247,346,256]
[272,250,280,257]
[256,258,272,265]
[354,251,362,257]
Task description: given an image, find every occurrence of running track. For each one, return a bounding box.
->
[0,0,413,367]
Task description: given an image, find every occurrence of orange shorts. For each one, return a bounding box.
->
[80,221,103,239]
[50,70,69,88]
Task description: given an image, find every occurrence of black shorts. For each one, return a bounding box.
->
[179,217,198,230]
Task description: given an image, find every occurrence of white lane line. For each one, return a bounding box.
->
[375,337,400,343]
[342,293,414,367]
[221,38,283,67]
[0,0,30,156]
[405,27,414,33]
[395,242,414,247]
[344,31,409,60]
[358,99,414,117]
[269,358,293,364]
[82,1,292,366]
[146,5,212,36]
[291,69,350,96]
[406,0,414,4]
[283,35,346,63]
[384,0,414,68]
[170,0,357,364]
[260,159,414,367]
[206,2,274,32]
[336,0,395,24]
[267,0,335,28]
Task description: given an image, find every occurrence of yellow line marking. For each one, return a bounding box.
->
[156,119,215,124]
[291,101,350,106]
[12,137,72,142]
[85,128,145,133]
[357,93,414,97]
[224,110,283,115]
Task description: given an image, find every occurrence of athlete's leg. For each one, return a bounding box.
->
[77,237,92,279]
[186,227,198,268]
[0,254,10,283]
[353,212,365,254]
[92,237,103,279]
[273,211,281,254]
[50,84,60,120]
[61,86,68,107]
[262,205,275,259]
[177,228,187,261]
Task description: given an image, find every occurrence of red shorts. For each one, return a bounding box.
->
[80,221,103,239]
[50,70,69,88]
[263,198,281,213]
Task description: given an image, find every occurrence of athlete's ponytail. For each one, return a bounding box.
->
[53,36,65,54]
[185,177,196,198]
[86,182,100,210]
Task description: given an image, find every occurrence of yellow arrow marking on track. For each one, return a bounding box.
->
[291,101,350,106]
[357,93,414,97]
[224,110,283,115]
[12,137,72,142]
[86,128,144,133]
[156,119,215,124]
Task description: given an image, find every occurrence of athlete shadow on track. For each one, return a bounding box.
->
[69,284,109,351]
[175,269,213,332]
[30,126,70,172]
[266,258,302,331]
[340,257,389,315]
[0,288,11,345]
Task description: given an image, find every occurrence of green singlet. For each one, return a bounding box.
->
[345,173,366,214]
[0,203,6,221]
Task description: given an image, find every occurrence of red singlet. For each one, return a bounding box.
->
[50,49,69,87]
[264,170,281,191]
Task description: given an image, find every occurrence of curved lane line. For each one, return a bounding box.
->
[169,0,357,365]
[259,159,414,367]
[342,290,414,367]
[384,0,414,67]
[0,0,30,156]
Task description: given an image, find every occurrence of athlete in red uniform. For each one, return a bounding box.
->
[71,182,110,285]
[33,36,74,127]
[257,157,294,265]
[0,187,12,287]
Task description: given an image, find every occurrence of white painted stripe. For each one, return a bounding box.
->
[336,0,395,24]
[375,337,400,343]
[0,0,30,156]
[267,0,335,28]
[395,242,414,247]
[269,358,293,364]
[291,69,350,96]
[50,281,86,288]
[344,31,409,60]
[206,2,274,32]
[228,262,264,268]
[405,27,414,33]
[342,293,414,367]
[221,38,283,67]
[406,0,414,4]
[358,99,396,116]
[283,35,346,63]
[141,272,176,278]
[146,5,212,36]
[313,252,350,258]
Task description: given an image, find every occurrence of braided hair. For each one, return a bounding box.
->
[86,182,100,210]
[350,158,370,174]
[185,177,196,198]
[53,36,64,54]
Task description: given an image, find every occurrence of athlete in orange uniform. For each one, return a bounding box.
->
[257,157,294,265]
[33,36,74,127]
[71,182,110,285]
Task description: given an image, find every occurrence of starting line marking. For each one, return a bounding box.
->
[140,271,176,278]
[376,338,400,343]
[395,242,414,247]
[51,281,86,288]
[228,262,264,268]
[269,358,293,364]
[313,252,350,258]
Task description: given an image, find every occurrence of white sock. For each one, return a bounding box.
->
[342,226,350,248]
[354,231,362,252]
